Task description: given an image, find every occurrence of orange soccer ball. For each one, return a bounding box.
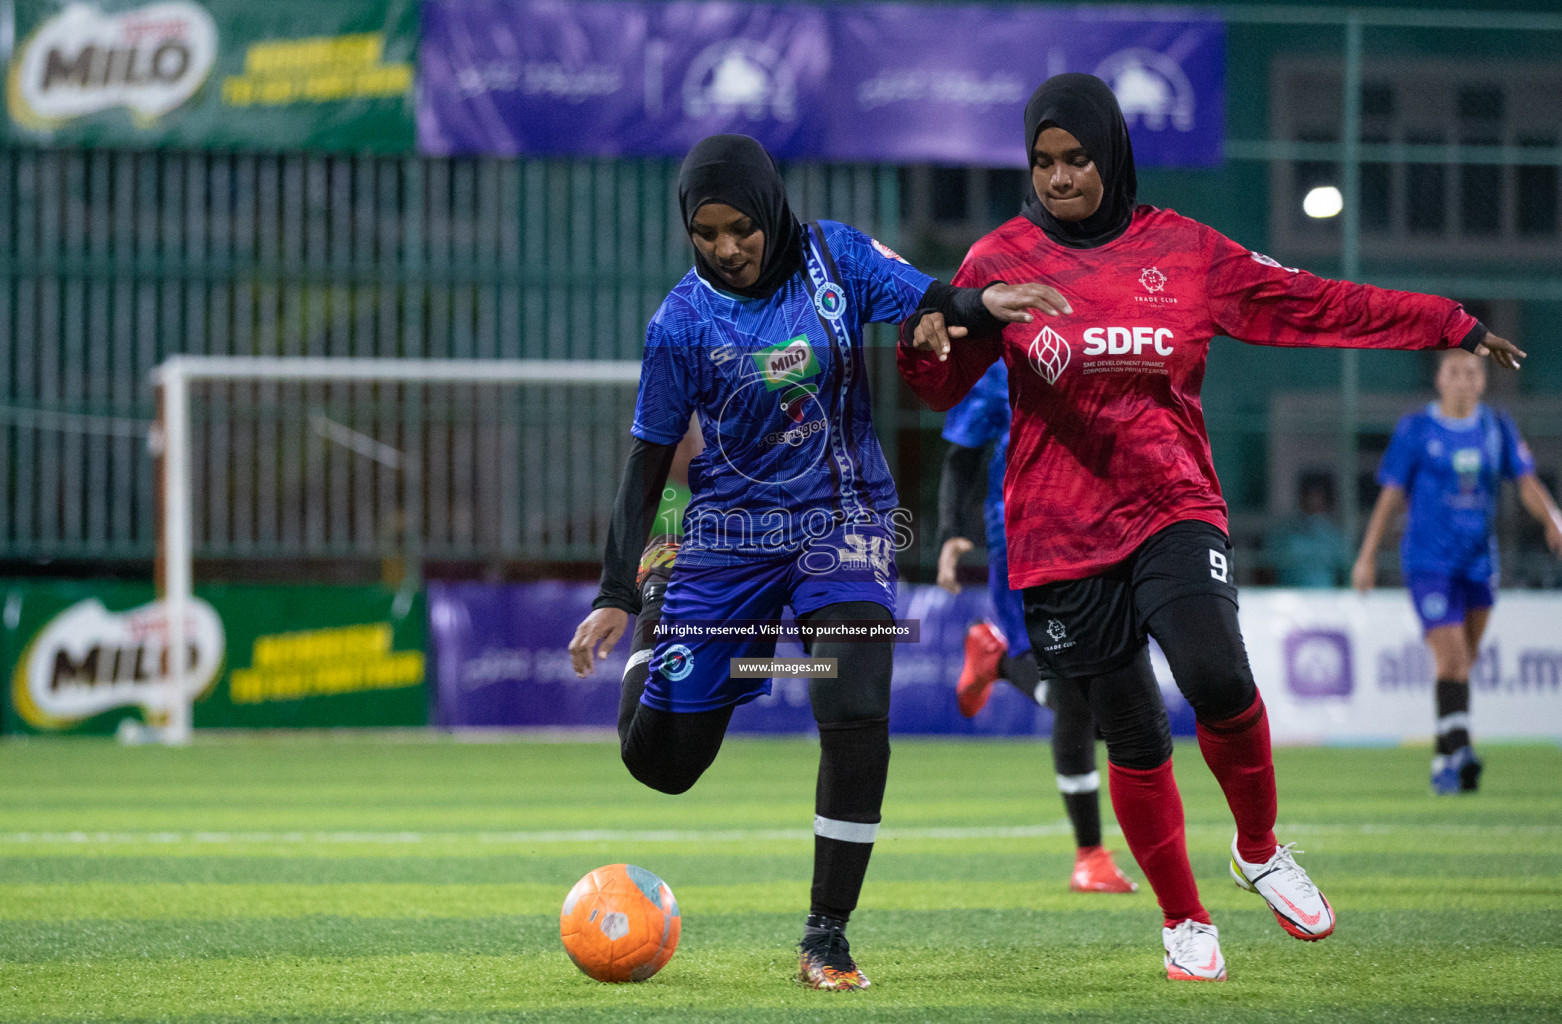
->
[559,863,681,983]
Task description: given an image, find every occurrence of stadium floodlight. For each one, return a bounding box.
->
[150,356,641,747]
[1303,185,1344,219]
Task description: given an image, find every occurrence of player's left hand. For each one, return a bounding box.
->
[569,607,629,677]
[912,311,961,361]
[1474,332,1525,370]
[937,537,974,593]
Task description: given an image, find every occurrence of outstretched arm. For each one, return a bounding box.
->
[1204,225,1524,372]
[1352,485,1406,592]
[1518,475,1562,556]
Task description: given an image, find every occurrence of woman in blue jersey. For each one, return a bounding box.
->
[1354,348,1562,793]
[936,359,1136,894]
[567,134,1067,990]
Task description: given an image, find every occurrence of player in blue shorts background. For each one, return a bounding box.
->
[1354,348,1562,793]
[936,359,1136,893]
[567,134,1069,989]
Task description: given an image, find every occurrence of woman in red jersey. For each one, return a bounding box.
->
[899,73,1525,983]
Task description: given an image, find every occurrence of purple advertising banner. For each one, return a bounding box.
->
[428,580,1196,736]
[418,1,1224,167]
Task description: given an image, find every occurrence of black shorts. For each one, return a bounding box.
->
[1022,520,1238,681]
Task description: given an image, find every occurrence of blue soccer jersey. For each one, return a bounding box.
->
[633,220,932,566]
[940,360,1011,550]
[1377,402,1535,580]
[939,360,1030,658]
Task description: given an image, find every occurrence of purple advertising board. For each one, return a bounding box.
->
[428,580,1195,736]
[418,2,1224,167]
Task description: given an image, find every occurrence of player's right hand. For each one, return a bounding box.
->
[981,282,1071,323]
[937,537,974,594]
[1350,556,1375,594]
[569,607,629,677]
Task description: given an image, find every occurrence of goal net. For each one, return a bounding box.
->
[150,356,641,744]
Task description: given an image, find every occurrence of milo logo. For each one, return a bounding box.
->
[752,336,820,390]
[11,596,225,730]
[9,2,219,129]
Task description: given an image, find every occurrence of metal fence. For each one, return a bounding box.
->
[2,3,1560,577]
[0,149,895,562]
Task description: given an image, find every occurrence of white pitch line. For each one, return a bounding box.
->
[0,822,1557,846]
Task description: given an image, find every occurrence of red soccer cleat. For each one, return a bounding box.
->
[956,622,1008,717]
[1070,845,1139,893]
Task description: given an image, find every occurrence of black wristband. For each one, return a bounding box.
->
[1457,322,1488,353]
[909,280,1005,339]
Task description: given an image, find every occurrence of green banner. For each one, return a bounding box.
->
[4,0,416,151]
[1,580,427,735]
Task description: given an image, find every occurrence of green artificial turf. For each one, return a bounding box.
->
[2,735,1559,1022]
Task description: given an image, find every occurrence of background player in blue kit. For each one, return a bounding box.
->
[935,360,1136,894]
[1355,349,1562,793]
[567,134,1068,990]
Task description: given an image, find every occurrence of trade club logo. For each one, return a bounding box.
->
[1139,267,1167,293]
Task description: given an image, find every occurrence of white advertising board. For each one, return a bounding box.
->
[1230,590,1562,744]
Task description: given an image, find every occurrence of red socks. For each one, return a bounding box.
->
[1196,693,1278,864]
[1105,694,1279,926]
[1107,759,1208,928]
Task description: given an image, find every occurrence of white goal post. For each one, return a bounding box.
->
[150,356,642,746]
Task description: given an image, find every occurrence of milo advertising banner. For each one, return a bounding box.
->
[4,0,416,150]
[0,581,427,735]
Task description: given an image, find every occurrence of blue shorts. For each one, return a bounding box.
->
[1406,571,1495,632]
[987,535,1031,660]
[644,527,898,713]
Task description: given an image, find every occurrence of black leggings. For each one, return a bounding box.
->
[1045,663,1098,778]
[1073,594,1258,771]
[620,601,894,794]
[1147,593,1257,723]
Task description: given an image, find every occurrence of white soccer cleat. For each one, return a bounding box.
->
[1230,836,1335,941]
[1162,919,1226,982]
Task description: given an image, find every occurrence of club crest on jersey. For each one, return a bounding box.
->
[870,238,907,263]
[1028,326,1071,385]
[1139,267,1167,293]
[813,282,848,321]
[657,644,695,682]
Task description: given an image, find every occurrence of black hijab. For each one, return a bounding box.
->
[1021,73,1138,249]
[677,134,803,300]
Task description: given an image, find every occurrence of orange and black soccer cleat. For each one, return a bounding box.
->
[798,917,870,991]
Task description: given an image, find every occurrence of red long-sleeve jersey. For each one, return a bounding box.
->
[900,206,1481,588]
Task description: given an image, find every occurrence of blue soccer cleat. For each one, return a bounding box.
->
[1432,746,1481,795]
